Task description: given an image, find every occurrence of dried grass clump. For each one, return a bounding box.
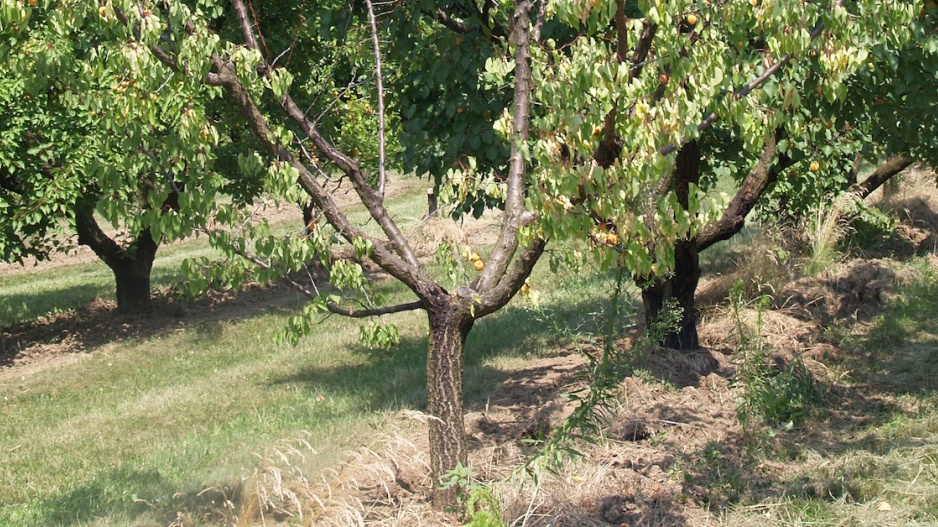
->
[237,432,318,526]
[805,193,858,275]
[409,210,502,258]
[870,165,938,228]
[697,230,794,310]
[496,461,619,527]
[211,418,446,527]
[409,215,471,256]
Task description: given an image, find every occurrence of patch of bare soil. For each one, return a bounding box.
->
[289,250,930,526]
[469,350,587,449]
[0,282,301,380]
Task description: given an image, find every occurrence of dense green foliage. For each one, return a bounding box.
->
[0,2,220,263]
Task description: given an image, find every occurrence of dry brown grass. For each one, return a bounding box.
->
[226,416,456,527]
[696,229,795,313]
[218,166,938,527]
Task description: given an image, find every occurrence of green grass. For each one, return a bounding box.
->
[0,204,623,526]
[721,255,938,527]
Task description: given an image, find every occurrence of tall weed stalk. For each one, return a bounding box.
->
[805,194,854,274]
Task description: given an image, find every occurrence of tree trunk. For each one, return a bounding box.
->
[851,154,912,200]
[109,241,157,313]
[642,239,700,350]
[642,141,701,350]
[75,209,158,314]
[426,303,473,510]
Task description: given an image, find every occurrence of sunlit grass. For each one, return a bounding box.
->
[720,255,938,527]
[0,192,623,526]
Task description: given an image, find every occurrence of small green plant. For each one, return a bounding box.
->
[730,280,823,434]
[524,265,681,474]
[439,463,502,526]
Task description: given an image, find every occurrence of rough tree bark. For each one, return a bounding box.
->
[641,141,701,350]
[850,153,914,200]
[696,130,786,252]
[642,131,789,350]
[425,298,474,508]
[75,208,159,314]
[203,0,542,511]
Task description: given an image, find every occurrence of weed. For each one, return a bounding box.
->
[523,264,679,474]
[730,280,823,434]
[439,463,502,526]
[805,193,854,275]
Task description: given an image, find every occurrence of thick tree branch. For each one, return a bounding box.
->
[477,236,547,317]
[614,0,629,62]
[74,208,124,266]
[228,0,422,271]
[851,154,914,199]
[475,0,536,293]
[364,0,388,198]
[696,130,788,252]
[431,8,474,33]
[593,20,657,168]
[232,0,262,59]
[206,59,433,297]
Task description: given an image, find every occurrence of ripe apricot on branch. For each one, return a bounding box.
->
[605,232,619,245]
[686,14,698,26]
[658,73,669,85]
[809,161,820,172]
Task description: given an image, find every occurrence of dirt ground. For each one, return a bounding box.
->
[292,249,926,527]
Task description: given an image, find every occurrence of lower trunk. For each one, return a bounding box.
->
[75,209,158,314]
[110,251,156,313]
[643,140,701,350]
[426,306,473,510]
[642,239,700,350]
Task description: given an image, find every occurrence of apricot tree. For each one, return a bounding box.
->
[0,2,219,312]
[522,0,923,349]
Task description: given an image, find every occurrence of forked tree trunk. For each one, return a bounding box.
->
[425,303,474,510]
[75,209,159,314]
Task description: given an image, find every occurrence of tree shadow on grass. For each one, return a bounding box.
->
[0,282,307,370]
[0,284,105,330]
[25,465,247,527]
